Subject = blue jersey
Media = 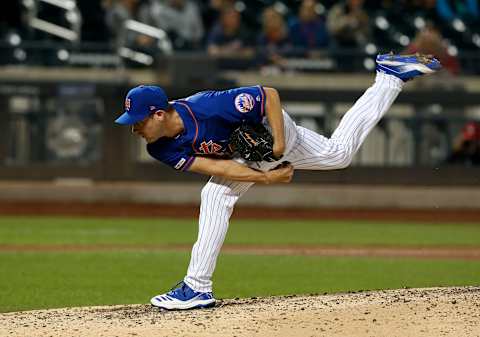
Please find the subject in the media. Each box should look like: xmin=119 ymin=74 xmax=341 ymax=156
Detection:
xmin=146 ymin=85 xmax=266 ymax=171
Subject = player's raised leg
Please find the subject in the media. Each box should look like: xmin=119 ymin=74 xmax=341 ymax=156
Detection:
xmin=287 ymin=53 xmax=441 ymax=170
xmin=150 ymin=177 xmax=254 ymax=310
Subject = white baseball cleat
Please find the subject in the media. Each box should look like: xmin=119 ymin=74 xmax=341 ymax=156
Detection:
xmin=150 ymin=281 xmax=216 ymax=310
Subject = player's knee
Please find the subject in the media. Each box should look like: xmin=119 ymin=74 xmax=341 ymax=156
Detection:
xmin=336 ymin=152 xmax=354 ymax=169
xmin=325 ymin=140 xmax=355 ymax=169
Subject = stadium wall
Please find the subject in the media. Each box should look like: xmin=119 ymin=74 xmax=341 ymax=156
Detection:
xmin=1 ymin=181 xmax=480 ymax=210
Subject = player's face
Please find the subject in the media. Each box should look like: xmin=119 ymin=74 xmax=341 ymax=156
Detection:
xmin=131 ymin=112 xmax=164 ymax=143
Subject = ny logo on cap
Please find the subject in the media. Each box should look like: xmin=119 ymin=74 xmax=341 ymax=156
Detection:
xmin=125 ymin=98 xmax=131 ymax=111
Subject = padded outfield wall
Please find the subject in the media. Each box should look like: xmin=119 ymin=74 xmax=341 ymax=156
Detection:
xmin=1 ymin=68 xmax=480 ymax=212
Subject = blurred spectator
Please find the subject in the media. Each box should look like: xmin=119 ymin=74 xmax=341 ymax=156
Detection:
xmin=327 ymin=0 xmax=371 ymax=48
xmin=446 ymin=121 xmax=480 ymax=166
xmin=288 ymin=0 xmax=330 ymax=53
xmin=436 ymin=0 xmax=479 ymax=23
xmin=207 ymin=6 xmax=253 ymax=57
xmin=105 ymin=0 xmax=169 ymax=64
xmin=139 ymin=0 xmax=204 ymax=50
xmin=256 ymin=6 xmax=295 ymax=67
xmin=404 ymin=25 xmax=461 ymax=75
xmin=104 ymin=0 xmax=141 ymax=47
xmin=202 ymin=0 xmax=236 ymax=31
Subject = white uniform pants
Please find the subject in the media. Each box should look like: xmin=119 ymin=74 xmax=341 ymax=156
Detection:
xmin=184 ymin=72 xmax=403 ymax=292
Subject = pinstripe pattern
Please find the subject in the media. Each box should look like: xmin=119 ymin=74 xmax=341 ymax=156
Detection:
xmin=184 ymin=72 xmax=403 ymax=292
xmin=184 ymin=177 xmax=253 ymax=292
xmin=288 ymin=72 xmax=402 ymax=170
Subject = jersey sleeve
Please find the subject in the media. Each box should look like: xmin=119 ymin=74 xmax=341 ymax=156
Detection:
xmin=217 ymin=85 xmax=266 ymax=124
xmin=146 ymin=142 xmax=195 ymax=171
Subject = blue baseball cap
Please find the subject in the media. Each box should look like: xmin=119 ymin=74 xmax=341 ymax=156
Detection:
xmin=115 ymin=85 xmax=169 ymax=125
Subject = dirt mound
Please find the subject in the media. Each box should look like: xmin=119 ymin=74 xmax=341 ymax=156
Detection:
xmin=1 ymin=287 xmax=479 ymax=337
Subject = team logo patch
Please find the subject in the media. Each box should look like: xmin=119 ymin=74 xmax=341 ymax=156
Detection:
xmin=125 ymin=98 xmax=131 ymax=111
xmin=149 ymin=105 xmax=157 ymax=111
xmin=199 ymin=140 xmax=224 ymax=155
xmin=234 ymin=93 xmax=255 ymax=113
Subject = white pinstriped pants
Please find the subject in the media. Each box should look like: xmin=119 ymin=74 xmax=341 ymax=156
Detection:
xmin=184 ymin=72 xmax=404 ymax=292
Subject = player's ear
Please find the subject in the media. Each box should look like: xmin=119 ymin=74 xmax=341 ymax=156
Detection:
xmin=152 ymin=110 xmax=165 ymax=120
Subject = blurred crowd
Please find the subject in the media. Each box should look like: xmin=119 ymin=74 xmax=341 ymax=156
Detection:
xmin=1 ymin=0 xmax=480 ymax=73
xmin=447 ymin=121 xmax=480 ymax=166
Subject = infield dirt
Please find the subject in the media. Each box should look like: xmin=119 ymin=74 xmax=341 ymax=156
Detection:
xmin=1 ymin=287 xmax=479 ymax=337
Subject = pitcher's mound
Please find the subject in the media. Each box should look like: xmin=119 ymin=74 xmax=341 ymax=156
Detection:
xmin=1 ymin=287 xmax=479 ymax=337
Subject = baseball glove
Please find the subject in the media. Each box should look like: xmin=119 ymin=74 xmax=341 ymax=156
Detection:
xmin=229 ymin=123 xmax=278 ymax=162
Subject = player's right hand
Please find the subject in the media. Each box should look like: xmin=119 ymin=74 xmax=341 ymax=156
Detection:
xmin=265 ymin=162 xmax=294 ymax=184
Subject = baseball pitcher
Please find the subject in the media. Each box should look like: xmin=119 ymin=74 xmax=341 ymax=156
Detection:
xmin=115 ymin=53 xmax=441 ymax=310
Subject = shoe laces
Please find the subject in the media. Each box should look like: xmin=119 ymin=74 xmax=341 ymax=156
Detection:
xmin=167 ymin=281 xmax=189 ymax=297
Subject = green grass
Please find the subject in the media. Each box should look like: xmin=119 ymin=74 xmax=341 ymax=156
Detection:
xmin=1 ymin=251 xmax=479 ymax=313
xmin=1 ymin=216 xmax=480 ymax=246
xmin=1 ymin=216 xmax=479 ymax=312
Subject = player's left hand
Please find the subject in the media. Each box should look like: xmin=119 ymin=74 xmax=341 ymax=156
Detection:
xmin=229 ymin=124 xmax=278 ymax=162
